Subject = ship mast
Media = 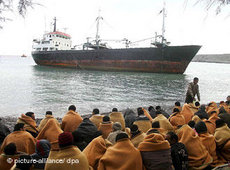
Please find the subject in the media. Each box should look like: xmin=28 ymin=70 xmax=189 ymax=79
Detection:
xmin=53 ymin=17 xmax=57 ymax=32
xmin=161 ymin=2 xmax=166 ymax=44
xmin=95 ymin=10 xmax=103 ymax=47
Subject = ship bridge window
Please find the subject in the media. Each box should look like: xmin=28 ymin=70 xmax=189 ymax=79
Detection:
xmin=36 ymin=48 xmax=41 ymax=51
xmin=43 ymin=48 xmax=48 ymax=51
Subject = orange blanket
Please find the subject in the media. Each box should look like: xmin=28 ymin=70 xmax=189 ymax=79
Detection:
xmin=199 ymin=133 xmax=223 ymax=167
xmin=208 ymin=112 xmax=219 ymax=126
xmin=97 ymin=138 xmax=144 ymax=170
xmin=36 ymin=119 xmax=63 ymax=150
xmin=98 ymin=123 xmax=113 ymax=139
xmin=143 ymin=108 xmax=153 ymax=121
xmin=109 ymin=112 xmax=125 ymax=130
xmin=38 ymin=115 xmax=60 ymax=131
xmin=0 ymin=153 xmax=22 ymax=170
xmin=206 ymin=102 xmax=218 ymax=116
xmin=152 ymin=114 xmax=174 ymax=133
xmin=89 ymin=115 xmax=103 ymax=129
xmin=176 ymin=125 xmax=213 ymax=169
xmin=180 ymin=104 xmax=194 ymax=124
xmin=189 ymin=103 xmax=199 ymax=114
xmin=133 ymin=120 xmax=152 ymax=133
xmin=45 ymin=146 xmax=90 ymax=170
xmin=83 ymin=136 xmax=111 ymax=170
xmin=17 ymin=114 xmax=38 ymax=134
xmin=169 ymin=112 xmax=185 ymax=127
xmin=138 ymin=133 xmax=170 ymax=152
xmin=204 ymin=120 xmax=216 ymax=135
xmin=0 ymin=131 xmax=36 ymax=154
xmin=61 ymin=110 xmax=83 ymax=132
xmin=131 ymin=132 xmax=146 ymax=148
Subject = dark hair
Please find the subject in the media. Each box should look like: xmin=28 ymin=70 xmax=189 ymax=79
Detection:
xmin=208 ymin=102 xmax=213 ymax=106
xmin=173 ymin=108 xmax=180 ymax=113
xmin=152 ymin=121 xmax=160 ymax=128
xmin=112 ymin=108 xmax=118 ymax=112
xmin=175 ymin=101 xmax=181 ymax=107
xmin=46 ymin=111 xmax=52 ymax=115
xmin=14 ymin=123 xmax=24 ymax=131
xmin=195 ymin=101 xmax=200 ymax=107
xmin=194 ymin=77 xmax=199 ymax=81
xmin=103 ymin=116 xmax=110 ymax=122
xmin=137 ymin=107 xmax=144 ymax=116
xmin=188 ymin=120 xmax=195 ymax=128
xmin=195 ymin=121 xmax=207 ymax=134
xmin=115 ymin=133 xmax=128 ymax=142
xmin=216 ymin=119 xmax=225 ymax=128
xmin=167 ymin=131 xmax=178 ymax=143
xmin=16 ymin=155 xmax=33 ymax=170
xmin=147 ymin=129 xmax=159 ymax=135
xmin=25 ymin=112 xmax=34 ymax=118
xmin=219 ymin=107 xmax=227 ymax=114
xmin=4 ymin=143 xmax=17 ymax=155
xmin=155 ymin=106 xmax=161 ymax=110
xmin=130 ymin=124 xmax=138 ymax=132
xmin=210 ymin=111 xmax=217 ymax=115
xmin=68 ymin=105 xmax=76 ymax=111
xmin=93 ymin=108 xmax=99 ymax=115
xmin=148 ymin=106 xmax=154 ymax=112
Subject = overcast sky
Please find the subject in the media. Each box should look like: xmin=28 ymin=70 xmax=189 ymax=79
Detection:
xmin=0 ymin=0 xmax=230 ymax=55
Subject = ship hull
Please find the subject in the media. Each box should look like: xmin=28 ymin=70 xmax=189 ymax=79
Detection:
xmin=31 ymin=45 xmax=201 ymax=74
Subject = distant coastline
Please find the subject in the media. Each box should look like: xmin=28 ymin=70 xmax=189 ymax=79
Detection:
xmin=193 ymin=54 xmax=230 ymax=64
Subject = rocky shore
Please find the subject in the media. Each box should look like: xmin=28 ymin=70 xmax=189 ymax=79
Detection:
xmin=193 ymin=54 xmax=230 ymax=63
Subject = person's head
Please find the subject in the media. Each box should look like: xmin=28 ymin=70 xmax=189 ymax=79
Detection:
xmin=58 ymin=132 xmax=73 ymax=148
xmin=173 ymin=108 xmax=180 ymax=113
xmin=175 ymin=101 xmax=181 ymax=107
xmin=199 ymin=104 xmax=206 ymax=111
xmin=152 ymin=121 xmax=160 ymax=128
xmin=112 ymin=122 xmax=122 ymax=131
xmin=188 ymin=120 xmax=195 ymax=128
xmin=16 ymin=155 xmax=33 ymax=170
xmin=215 ymin=119 xmax=226 ymax=128
xmin=219 ymin=106 xmax=227 ymax=114
xmin=4 ymin=143 xmax=17 ymax=155
xmin=193 ymin=77 xmax=199 ymax=84
xmin=46 ymin=111 xmax=52 ymax=115
xmin=115 ymin=133 xmax=128 ymax=142
xmin=112 ymin=108 xmax=118 ymax=112
xmin=137 ymin=107 xmax=144 ymax=116
xmin=25 ymin=112 xmax=35 ymax=120
xmin=227 ymin=95 xmax=230 ymax=102
xmin=195 ymin=121 xmax=207 ymax=134
xmin=103 ymin=116 xmax=110 ymax=122
xmin=195 ymin=101 xmax=200 ymax=107
xmin=155 ymin=106 xmax=161 ymax=111
xmin=68 ymin=105 xmax=76 ymax=111
xmin=155 ymin=110 xmax=162 ymax=115
xmin=148 ymin=106 xmax=155 ymax=112
xmin=166 ymin=131 xmax=178 ymax=145
xmin=14 ymin=123 xmax=25 ymax=131
xmin=92 ymin=108 xmax=99 ymax=115
xmin=210 ymin=111 xmax=217 ymax=115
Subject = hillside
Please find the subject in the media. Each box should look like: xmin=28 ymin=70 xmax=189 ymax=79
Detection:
xmin=193 ymin=54 xmax=230 ymax=63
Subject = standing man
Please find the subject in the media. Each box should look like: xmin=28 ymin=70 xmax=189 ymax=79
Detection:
xmin=185 ymin=77 xmax=200 ymax=103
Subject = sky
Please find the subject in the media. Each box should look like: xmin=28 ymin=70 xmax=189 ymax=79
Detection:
xmin=0 ymin=0 xmax=230 ymax=55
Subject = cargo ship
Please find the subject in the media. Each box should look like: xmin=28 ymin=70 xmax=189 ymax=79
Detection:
xmin=32 ymin=8 xmax=201 ymax=74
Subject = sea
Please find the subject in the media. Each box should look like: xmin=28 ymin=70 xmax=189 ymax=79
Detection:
xmin=0 ymin=55 xmax=229 ymax=118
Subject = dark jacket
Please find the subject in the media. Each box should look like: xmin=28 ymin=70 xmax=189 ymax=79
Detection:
xmin=124 ymin=108 xmax=136 ymax=128
xmin=186 ymin=82 xmax=200 ymax=101
xmin=31 ymin=139 xmax=51 ymax=169
xmin=0 ymin=120 xmax=10 ymax=144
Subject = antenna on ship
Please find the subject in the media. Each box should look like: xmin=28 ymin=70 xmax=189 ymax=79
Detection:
xmin=53 ymin=17 xmax=57 ymax=32
xmin=95 ymin=9 xmax=103 ymax=48
xmin=161 ymin=2 xmax=166 ymax=44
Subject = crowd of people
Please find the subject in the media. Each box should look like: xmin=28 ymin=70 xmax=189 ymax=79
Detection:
xmin=0 ymin=94 xmax=230 ymax=170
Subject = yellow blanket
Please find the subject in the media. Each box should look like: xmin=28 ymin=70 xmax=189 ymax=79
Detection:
xmin=17 ymin=114 xmax=38 ymax=134
xmin=131 ymin=132 xmax=146 ymax=148
xmin=206 ymin=102 xmax=218 ymax=116
xmin=45 ymin=145 xmax=91 ymax=170
xmin=61 ymin=110 xmax=83 ymax=132
xmin=176 ymin=125 xmax=213 ymax=169
xmin=214 ymin=124 xmax=230 ymax=146
xmin=89 ymin=115 xmax=103 ymax=129
xmin=97 ymin=138 xmax=144 ymax=170
xmin=138 ymin=133 xmax=170 ymax=152
xmin=36 ymin=119 xmax=63 ymax=150
xmin=98 ymin=123 xmax=113 ymax=139
xmin=169 ymin=112 xmax=185 ymax=127
xmin=109 ymin=112 xmax=125 ymax=130
xmin=83 ymin=136 xmax=111 ymax=170
xmin=0 ymin=153 xmax=22 ymax=170
xmin=133 ymin=120 xmax=152 ymax=133
xmin=38 ymin=115 xmax=60 ymax=131
xmin=152 ymin=114 xmax=174 ymax=133
xmin=0 ymin=131 xmax=36 ymax=154
xmin=180 ymin=104 xmax=194 ymax=124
